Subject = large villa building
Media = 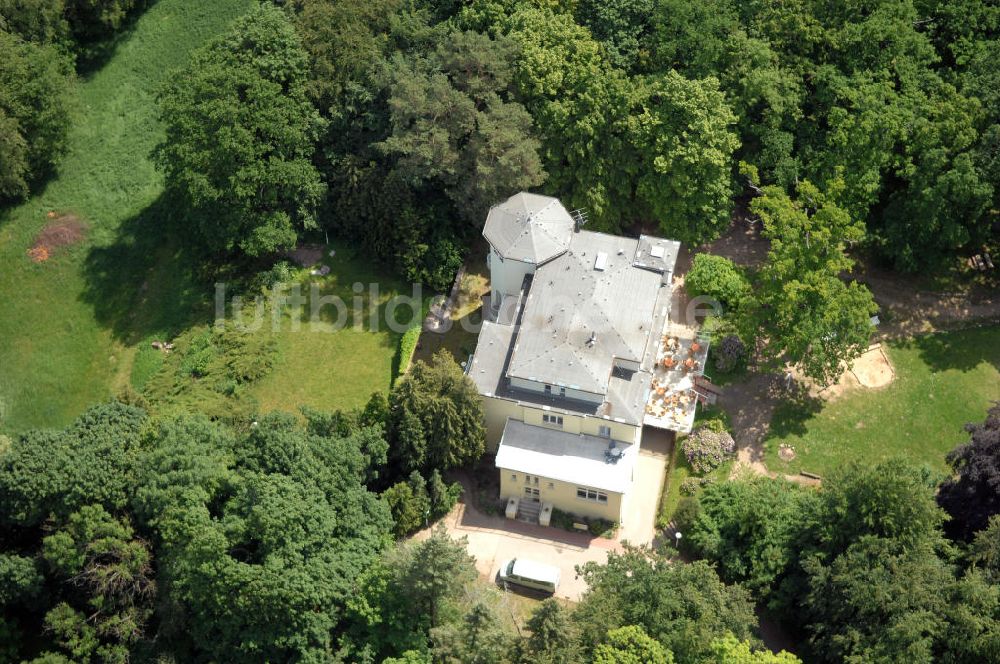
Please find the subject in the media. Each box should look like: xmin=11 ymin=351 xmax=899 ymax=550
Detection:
xmin=467 ymin=192 xmax=709 ymax=527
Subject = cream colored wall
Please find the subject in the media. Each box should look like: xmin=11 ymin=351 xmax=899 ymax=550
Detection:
xmin=483 ymin=397 xmax=522 ymax=451
xmin=500 ymin=470 xmax=623 ymax=522
xmin=482 ymin=396 xmax=641 ymax=450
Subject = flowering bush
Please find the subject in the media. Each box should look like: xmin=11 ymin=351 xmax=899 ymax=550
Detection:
xmin=682 ymin=425 xmax=736 ymax=474
xmin=713 ymin=334 xmax=746 ymax=373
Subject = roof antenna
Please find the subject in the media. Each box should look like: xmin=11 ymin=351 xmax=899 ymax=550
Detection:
xmin=571 ymin=209 xmax=588 ymax=232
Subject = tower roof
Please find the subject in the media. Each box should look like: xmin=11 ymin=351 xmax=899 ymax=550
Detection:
xmin=483 ymin=192 xmax=575 ymax=264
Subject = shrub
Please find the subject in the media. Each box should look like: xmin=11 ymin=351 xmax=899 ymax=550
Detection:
xmin=685 ymin=254 xmax=750 ymax=312
xmin=247 ymin=260 xmax=295 ymax=293
xmin=713 ymin=334 xmax=746 ymax=373
xmin=697 ymin=417 xmax=728 ymax=434
xmin=549 ymin=509 xmax=617 ymax=537
xmin=394 ymin=324 xmax=422 ymax=382
xmin=673 ymin=496 xmax=702 ymax=535
xmin=682 ymin=426 xmax=736 ymax=474
xmin=680 ymin=476 xmax=716 ymax=496
xmin=588 ymin=518 xmax=618 ymax=538
xmin=427 ymin=469 xmax=462 ymax=519
xmin=383 ymin=471 xmax=432 ymax=537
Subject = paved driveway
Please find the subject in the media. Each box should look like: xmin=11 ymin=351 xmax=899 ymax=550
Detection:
xmin=416 ymin=429 xmax=672 ymax=601
xmin=619 ymin=427 xmax=672 ymax=545
xmin=416 ymin=497 xmax=622 ymax=601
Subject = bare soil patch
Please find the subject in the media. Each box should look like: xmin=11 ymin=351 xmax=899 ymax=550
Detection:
xmin=807 ymin=343 xmax=895 ymax=401
xmin=286 ymin=244 xmax=324 ymax=267
xmin=28 ymin=213 xmax=88 ymax=262
xmin=851 ymin=344 xmax=894 ymax=388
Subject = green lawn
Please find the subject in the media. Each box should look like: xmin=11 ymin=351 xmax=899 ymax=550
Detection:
xmin=0 ymin=0 xmax=408 ymax=434
xmin=251 ymin=242 xmax=416 ymax=416
xmin=764 ymin=326 xmax=1000 ymax=477
xmin=0 ymin=0 xmax=255 ymax=434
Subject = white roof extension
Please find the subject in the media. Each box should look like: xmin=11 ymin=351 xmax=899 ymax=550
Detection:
xmin=494 ymin=419 xmax=636 ymax=494
xmin=483 ymin=192 xmax=575 ymax=264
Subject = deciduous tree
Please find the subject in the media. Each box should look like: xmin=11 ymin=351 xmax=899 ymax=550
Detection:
xmin=938 ymin=404 xmax=1000 ymax=541
xmin=154 ymin=4 xmax=324 ymax=257
xmin=0 ymin=28 xmax=73 ymax=201
xmin=593 ymin=625 xmax=673 ymax=664
xmin=744 ymin=180 xmax=876 ymax=385
xmin=575 ymin=547 xmax=757 ymax=662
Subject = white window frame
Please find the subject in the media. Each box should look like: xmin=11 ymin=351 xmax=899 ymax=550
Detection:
xmin=542 ymin=413 xmax=564 ymax=427
xmin=576 ymin=487 xmax=608 ymax=504
xmin=598 ymin=424 xmax=612 ymax=437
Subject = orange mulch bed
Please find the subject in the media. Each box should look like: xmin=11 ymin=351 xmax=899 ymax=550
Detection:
xmin=27 ymin=213 xmax=88 ymax=263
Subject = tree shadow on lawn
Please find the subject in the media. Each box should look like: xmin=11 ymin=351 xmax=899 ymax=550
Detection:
xmin=896 ymin=326 xmax=1000 ymax=374
xmin=74 ymin=0 xmax=160 ymax=78
xmin=80 ymin=193 xmax=211 ymax=345
xmin=764 ymin=381 xmax=825 ymax=440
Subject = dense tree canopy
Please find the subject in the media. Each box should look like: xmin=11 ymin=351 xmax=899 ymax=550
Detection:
xmin=140 ymin=412 xmax=391 ymax=661
xmin=0 ymin=28 xmax=73 ymax=202
xmin=155 ymin=4 xmax=325 ymax=258
xmin=575 ymin=547 xmax=758 ymax=662
xmin=681 ymin=459 xmax=1000 ymax=663
xmin=0 ymin=401 xmax=146 ymax=527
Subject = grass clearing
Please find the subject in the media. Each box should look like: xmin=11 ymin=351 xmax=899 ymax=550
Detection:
xmin=250 ymin=242 xmax=418 ymax=416
xmin=0 ymin=1 xmax=409 ymax=433
xmin=764 ymin=326 xmax=1000 ymax=477
xmin=0 ymin=0 xmax=255 ymax=434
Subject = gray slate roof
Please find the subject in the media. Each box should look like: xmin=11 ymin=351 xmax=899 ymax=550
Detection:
xmin=506 ymin=231 xmax=665 ymax=396
xmin=483 ymin=192 xmax=575 ymax=264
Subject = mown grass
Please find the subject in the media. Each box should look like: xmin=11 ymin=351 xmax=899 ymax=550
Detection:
xmin=250 ymin=242 xmax=420 ymax=416
xmin=0 ymin=0 xmax=256 ymax=434
xmin=764 ymin=326 xmax=1000 ymax=477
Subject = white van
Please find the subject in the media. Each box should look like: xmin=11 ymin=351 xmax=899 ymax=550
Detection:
xmin=498 ymin=558 xmax=561 ymax=594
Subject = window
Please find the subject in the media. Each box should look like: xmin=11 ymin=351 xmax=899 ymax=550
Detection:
xmin=533 ymin=476 xmax=539 ymax=486
xmin=559 ymin=386 xmax=566 ymax=397
xmin=511 ymin=474 xmax=517 ymax=481
xmin=544 ymin=384 xmax=552 ymax=395
xmin=542 ymin=413 xmax=563 ymax=427
xmin=576 ymin=488 xmax=608 ymax=504
xmin=548 ymin=482 xmax=555 ymax=490
xmin=598 ymin=425 xmax=612 ymax=437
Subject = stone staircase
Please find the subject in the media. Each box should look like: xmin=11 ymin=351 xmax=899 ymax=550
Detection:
xmin=517 ymin=500 xmax=541 ymax=523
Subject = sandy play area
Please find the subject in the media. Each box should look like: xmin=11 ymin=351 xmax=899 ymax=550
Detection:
xmin=815 ymin=343 xmax=895 ymax=399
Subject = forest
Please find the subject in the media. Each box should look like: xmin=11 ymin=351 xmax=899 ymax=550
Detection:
xmin=5 ymin=0 xmax=998 ymax=287
xmin=2 ymin=0 xmax=1000 ymax=662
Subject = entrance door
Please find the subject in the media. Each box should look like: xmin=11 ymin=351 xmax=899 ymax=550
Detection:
xmin=524 ymin=487 xmax=540 ymax=502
